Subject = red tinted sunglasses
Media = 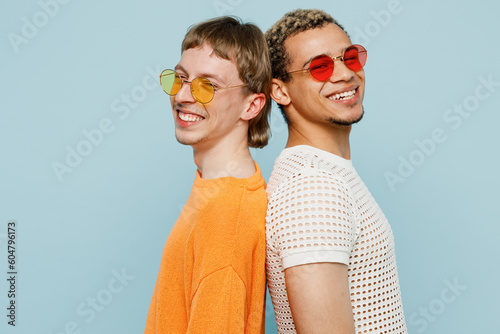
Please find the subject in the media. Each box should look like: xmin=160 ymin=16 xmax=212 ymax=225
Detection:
xmin=287 ymin=44 xmax=367 ymax=81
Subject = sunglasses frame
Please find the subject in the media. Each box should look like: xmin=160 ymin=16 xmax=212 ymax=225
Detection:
xmin=286 ymin=44 xmax=367 ymax=81
xmin=160 ymin=69 xmax=248 ymax=104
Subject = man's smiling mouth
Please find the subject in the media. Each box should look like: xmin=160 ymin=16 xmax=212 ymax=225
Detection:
xmin=328 ymin=88 xmax=356 ymax=101
xmin=178 ymin=110 xmax=204 ymax=122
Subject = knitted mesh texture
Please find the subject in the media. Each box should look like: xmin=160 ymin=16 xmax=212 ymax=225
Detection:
xmin=266 ymin=146 xmax=407 ymax=334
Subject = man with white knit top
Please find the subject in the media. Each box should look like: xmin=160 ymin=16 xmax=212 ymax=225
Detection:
xmin=265 ymin=9 xmax=407 ymax=333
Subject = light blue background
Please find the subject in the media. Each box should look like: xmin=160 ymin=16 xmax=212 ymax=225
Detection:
xmin=1 ymin=0 xmax=498 ymax=333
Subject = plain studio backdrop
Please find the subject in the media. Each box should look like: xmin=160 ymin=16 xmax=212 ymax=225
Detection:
xmin=1 ymin=0 xmax=498 ymax=333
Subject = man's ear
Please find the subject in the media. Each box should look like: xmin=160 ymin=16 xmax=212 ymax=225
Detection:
xmin=240 ymin=92 xmax=266 ymax=121
xmin=270 ymin=78 xmax=291 ymax=106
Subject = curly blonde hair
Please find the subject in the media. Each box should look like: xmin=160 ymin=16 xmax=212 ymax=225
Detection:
xmin=265 ymin=9 xmax=347 ymax=83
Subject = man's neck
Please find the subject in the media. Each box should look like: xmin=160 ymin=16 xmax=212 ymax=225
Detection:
xmin=286 ymin=122 xmax=352 ymax=160
xmin=192 ymin=139 xmax=256 ymax=179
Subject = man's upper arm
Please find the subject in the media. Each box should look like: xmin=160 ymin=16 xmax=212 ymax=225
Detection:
xmin=285 ymin=262 xmax=355 ymax=334
xmin=187 ymin=266 xmax=247 ymax=333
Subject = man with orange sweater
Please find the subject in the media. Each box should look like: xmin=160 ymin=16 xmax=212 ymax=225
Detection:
xmin=144 ymin=16 xmax=271 ymax=333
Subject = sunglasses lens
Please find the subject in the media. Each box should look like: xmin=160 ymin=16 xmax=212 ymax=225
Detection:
xmin=344 ymin=45 xmax=367 ymax=72
xmin=310 ymin=55 xmax=334 ymax=81
xmin=160 ymin=69 xmax=182 ymax=95
xmin=191 ymin=78 xmax=215 ymax=104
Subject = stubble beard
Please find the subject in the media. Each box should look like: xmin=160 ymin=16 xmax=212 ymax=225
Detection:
xmin=327 ymin=106 xmax=364 ymax=126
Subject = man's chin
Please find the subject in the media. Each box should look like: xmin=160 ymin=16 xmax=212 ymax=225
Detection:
xmin=327 ymin=108 xmax=364 ymax=127
xmin=175 ymin=133 xmax=203 ymax=146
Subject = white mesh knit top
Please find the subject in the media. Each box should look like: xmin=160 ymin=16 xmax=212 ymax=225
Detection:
xmin=266 ymin=145 xmax=407 ymax=334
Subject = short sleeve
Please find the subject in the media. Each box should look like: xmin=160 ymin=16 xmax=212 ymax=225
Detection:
xmin=266 ymin=169 xmax=359 ymax=269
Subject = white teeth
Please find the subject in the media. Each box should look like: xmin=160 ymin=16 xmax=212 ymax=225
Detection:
xmin=329 ymin=89 xmax=356 ymax=101
xmin=178 ymin=111 xmax=203 ymax=122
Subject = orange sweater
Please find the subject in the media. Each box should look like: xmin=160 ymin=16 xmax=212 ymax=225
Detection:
xmin=145 ymin=163 xmax=267 ymax=334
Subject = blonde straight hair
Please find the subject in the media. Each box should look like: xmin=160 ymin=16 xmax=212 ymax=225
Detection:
xmin=182 ymin=16 xmax=272 ymax=148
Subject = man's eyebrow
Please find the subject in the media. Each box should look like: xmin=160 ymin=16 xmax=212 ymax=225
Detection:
xmin=174 ymin=64 xmax=187 ymax=74
xmin=197 ymin=72 xmax=227 ymax=85
xmin=173 ymin=64 xmax=227 ymax=85
xmin=301 ymin=45 xmax=350 ymax=68
xmin=302 ymin=56 xmax=318 ymax=69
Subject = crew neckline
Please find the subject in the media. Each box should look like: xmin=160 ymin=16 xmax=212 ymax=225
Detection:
xmin=281 ymin=145 xmax=354 ymax=167
xmin=193 ymin=161 xmax=264 ymax=189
